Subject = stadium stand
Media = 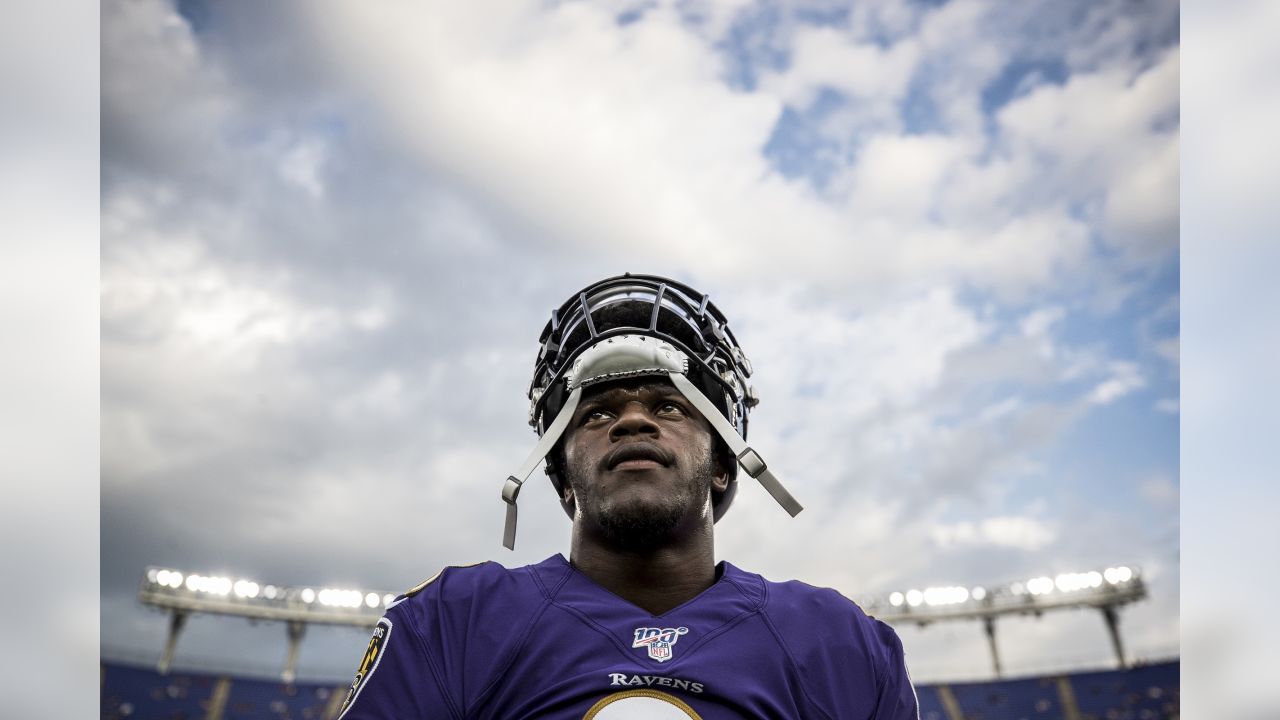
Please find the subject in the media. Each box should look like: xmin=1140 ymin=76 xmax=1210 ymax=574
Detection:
xmin=221 ymin=675 xmax=344 ymax=720
xmin=940 ymin=673 xmax=1063 ymax=720
xmin=101 ymin=663 xmax=345 ymax=720
xmin=1069 ymin=661 xmax=1180 ymax=720
xmin=101 ymin=662 xmax=222 ymax=719
xmin=100 ymin=659 xmax=1178 ymax=719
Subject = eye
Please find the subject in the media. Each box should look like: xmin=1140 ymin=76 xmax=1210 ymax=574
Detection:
xmin=581 ymin=408 xmax=614 ymax=424
xmin=656 ymin=401 xmax=685 ymax=416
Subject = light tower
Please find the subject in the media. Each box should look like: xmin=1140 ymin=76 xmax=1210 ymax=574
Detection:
xmin=138 ymin=567 xmax=395 ymax=682
xmin=864 ymin=566 xmax=1147 ymax=677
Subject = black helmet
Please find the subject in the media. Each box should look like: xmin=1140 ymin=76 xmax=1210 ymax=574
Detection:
xmin=499 ymin=273 xmax=802 ymax=549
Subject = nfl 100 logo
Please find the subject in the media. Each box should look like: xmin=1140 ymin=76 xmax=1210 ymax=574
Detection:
xmin=632 ymin=626 xmax=689 ymax=662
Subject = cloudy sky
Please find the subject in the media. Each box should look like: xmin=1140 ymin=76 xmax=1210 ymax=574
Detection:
xmin=101 ymin=0 xmax=1179 ymax=682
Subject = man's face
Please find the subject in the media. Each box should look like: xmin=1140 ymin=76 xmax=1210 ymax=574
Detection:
xmin=560 ymin=377 xmax=728 ymax=549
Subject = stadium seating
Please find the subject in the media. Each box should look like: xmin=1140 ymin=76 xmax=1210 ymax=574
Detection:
xmin=946 ymin=673 xmax=1062 ymax=720
xmin=915 ymin=683 xmax=951 ymax=720
xmin=101 ymin=663 xmax=344 ymax=720
xmin=1068 ymin=661 xmax=1179 ymax=720
xmin=221 ymin=675 xmax=343 ymax=720
xmin=100 ymin=659 xmax=1179 ymax=719
xmin=101 ymin=663 xmax=220 ymax=720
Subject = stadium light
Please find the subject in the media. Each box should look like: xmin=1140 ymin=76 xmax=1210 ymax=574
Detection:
xmin=233 ymin=580 xmax=259 ymax=599
xmin=139 ymin=565 xmax=398 ymax=625
xmin=861 ymin=564 xmax=1149 ymax=679
xmin=871 ymin=564 xmax=1146 ymax=624
xmin=923 ymin=586 xmax=969 ymax=606
xmin=318 ymin=588 xmax=365 ymax=608
xmin=1104 ymin=566 xmax=1133 ymax=584
xmin=1053 ymin=571 xmax=1106 ymax=593
xmin=138 ymin=565 xmax=404 ymax=682
xmin=1027 ymin=576 xmax=1054 ymax=595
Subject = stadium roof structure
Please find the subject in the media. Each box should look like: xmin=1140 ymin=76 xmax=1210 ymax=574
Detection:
xmin=138 ymin=567 xmax=395 ymax=682
xmin=857 ymin=566 xmax=1148 ymax=678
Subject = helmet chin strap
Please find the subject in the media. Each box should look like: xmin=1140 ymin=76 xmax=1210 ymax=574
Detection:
xmin=666 ymin=371 xmax=803 ymax=518
xmin=502 ymin=386 xmax=581 ymax=551
xmin=501 ymin=336 xmax=802 ymax=549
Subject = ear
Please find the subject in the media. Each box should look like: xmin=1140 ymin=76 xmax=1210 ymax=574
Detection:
xmin=710 ymin=455 xmax=731 ymax=494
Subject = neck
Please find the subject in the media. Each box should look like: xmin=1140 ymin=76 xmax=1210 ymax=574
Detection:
xmin=569 ymin=521 xmax=718 ymax=616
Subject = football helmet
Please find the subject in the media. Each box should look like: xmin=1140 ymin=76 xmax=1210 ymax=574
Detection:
xmin=500 ymin=273 xmax=802 ymax=549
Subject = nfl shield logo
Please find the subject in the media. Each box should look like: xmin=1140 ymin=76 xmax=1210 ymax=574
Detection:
xmin=632 ymin=626 xmax=689 ymax=662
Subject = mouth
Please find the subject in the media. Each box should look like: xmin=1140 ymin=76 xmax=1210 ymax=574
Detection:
xmin=605 ymin=443 xmax=673 ymax=471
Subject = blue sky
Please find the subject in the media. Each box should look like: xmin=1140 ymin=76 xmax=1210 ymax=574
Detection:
xmin=100 ymin=0 xmax=1179 ymax=682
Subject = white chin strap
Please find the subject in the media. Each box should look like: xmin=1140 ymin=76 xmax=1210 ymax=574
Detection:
xmin=502 ymin=335 xmax=802 ymax=550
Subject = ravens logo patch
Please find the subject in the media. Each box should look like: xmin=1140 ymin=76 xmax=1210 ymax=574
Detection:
xmin=338 ymin=617 xmax=392 ymax=719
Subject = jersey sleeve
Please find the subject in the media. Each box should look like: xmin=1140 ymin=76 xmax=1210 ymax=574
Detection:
xmin=871 ymin=620 xmax=920 ymax=720
xmin=336 ymin=602 xmax=458 ymax=720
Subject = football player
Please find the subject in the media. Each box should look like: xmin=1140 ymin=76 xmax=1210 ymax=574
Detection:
xmin=339 ymin=274 xmax=919 ymax=719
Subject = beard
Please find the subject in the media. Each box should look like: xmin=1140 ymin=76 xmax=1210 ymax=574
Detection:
xmin=566 ymin=448 xmax=719 ymax=551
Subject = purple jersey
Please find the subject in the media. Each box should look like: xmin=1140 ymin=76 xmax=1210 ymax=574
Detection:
xmin=339 ymin=555 xmax=919 ymax=719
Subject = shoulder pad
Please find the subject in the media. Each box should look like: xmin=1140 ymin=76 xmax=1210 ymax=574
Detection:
xmin=402 ymin=561 xmax=489 ymax=599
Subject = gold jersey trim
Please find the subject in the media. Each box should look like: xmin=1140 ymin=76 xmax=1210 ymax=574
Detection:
xmin=583 ymin=689 xmax=702 ymax=719
xmin=402 ymin=561 xmax=488 ymax=598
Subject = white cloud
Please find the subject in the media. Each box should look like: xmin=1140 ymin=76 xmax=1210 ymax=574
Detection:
xmin=998 ymin=49 xmax=1178 ymax=170
xmin=1155 ymin=336 xmax=1179 ymax=369
xmin=1140 ymin=474 xmax=1178 ymax=508
xmin=1104 ymin=132 xmax=1179 ymax=259
xmin=759 ymin=26 xmax=920 ymax=109
xmin=102 ymin=0 xmax=236 ymax=180
xmin=932 ymin=515 xmax=1056 ymax=551
xmin=292 ymin=0 xmax=1147 ymax=300
xmin=847 ymin=0 xmax=920 ymax=45
xmin=1019 ymin=306 xmax=1064 ymax=351
xmin=733 ymin=286 xmax=988 ymax=423
xmin=915 ymin=0 xmax=1009 ymax=134
xmin=102 ymin=200 xmax=344 ymax=363
xmin=997 ymin=47 xmax=1179 ymax=264
xmin=302 ymin=1 xmax=803 ymax=276
xmin=978 ymin=396 xmax=1022 ymax=423
xmin=279 ymin=137 xmax=329 ymax=199
xmin=1086 ymin=361 xmax=1145 ymax=405
xmin=953 ymin=209 xmax=1093 ymax=300
xmin=842 ymin=133 xmax=970 ymax=219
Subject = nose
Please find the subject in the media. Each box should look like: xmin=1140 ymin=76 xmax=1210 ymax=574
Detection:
xmin=609 ymin=401 xmax=659 ymax=441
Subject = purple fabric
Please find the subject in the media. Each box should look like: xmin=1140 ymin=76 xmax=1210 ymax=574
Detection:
xmin=340 ymin=554 xmax=919 ymax=719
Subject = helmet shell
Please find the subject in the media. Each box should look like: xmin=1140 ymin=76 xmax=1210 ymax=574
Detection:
xmin=528 ymin=274 xmax=758 ymax=521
